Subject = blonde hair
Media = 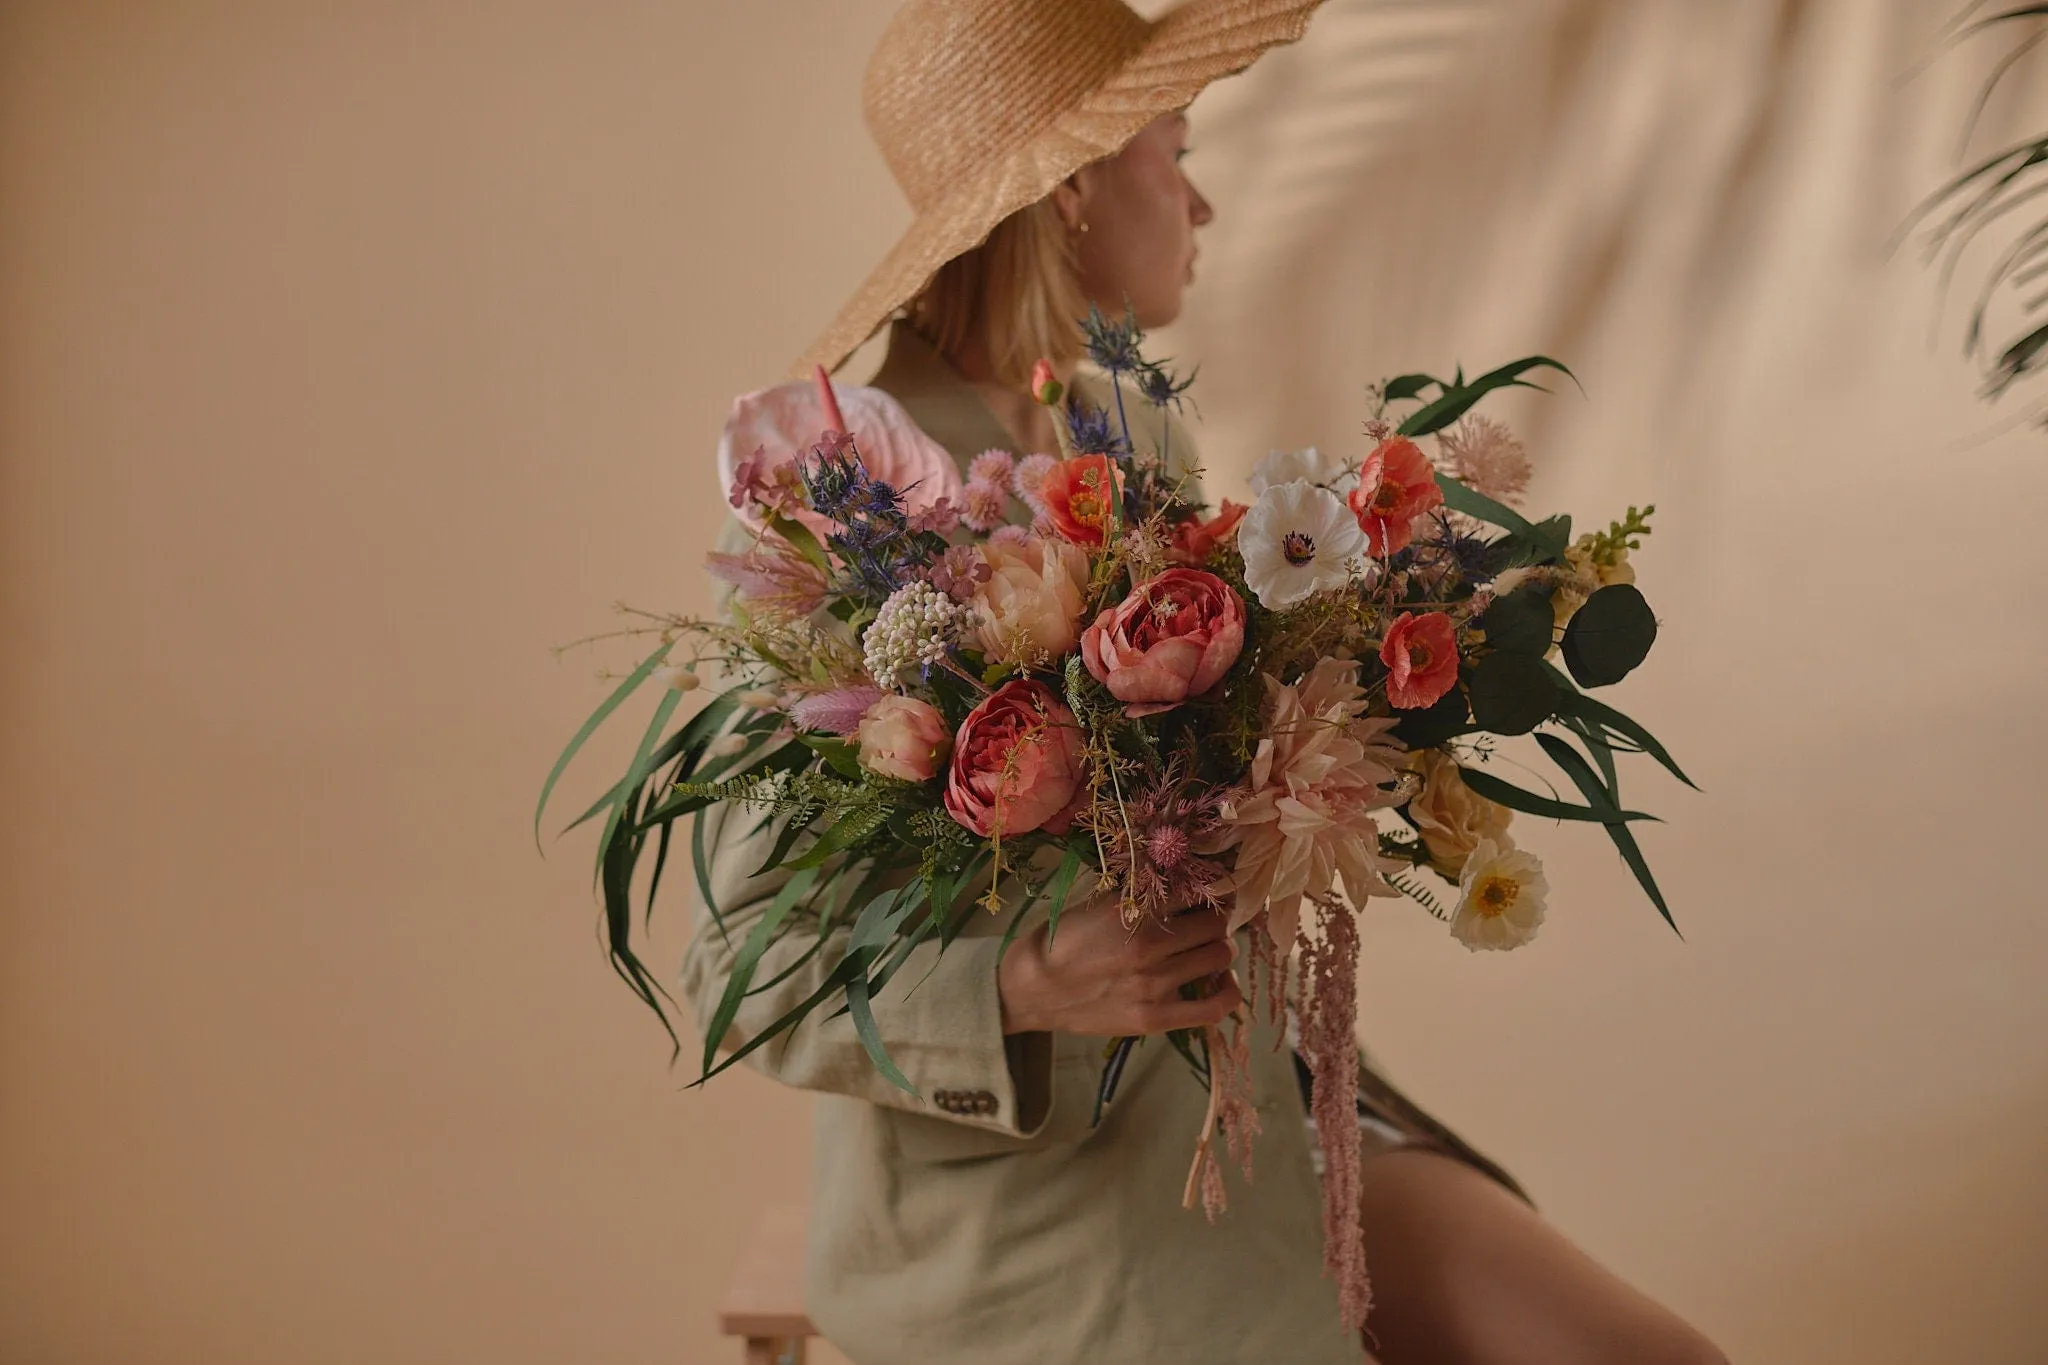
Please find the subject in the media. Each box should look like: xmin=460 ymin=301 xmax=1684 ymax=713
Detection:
xmin=906 ymin=197 xmax=1090 ymax=391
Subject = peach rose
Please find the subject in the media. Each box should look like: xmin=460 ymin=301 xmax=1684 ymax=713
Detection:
xmin=1347 ymin=436 xmax=1445 ymax=556
xmin=1081 ymin=568 xmax=1247 ymax=717
xmin=1380 ymin=610 xmax=1461 ymax=709
xmin=1035 ymin=454 xmax=1125 ymax=548
xmin=1407 ymin=748 xmax=1512 ymax=878
xmin=1165 ymin=500 xmax=1249 ymax=566
xmin=856 ymin=695 xmax=951 ymax=782
xmin=943 ymin=680 xmax=1088 ymax=838
xmin=968 ymin=534 xmax=1091 ymax=665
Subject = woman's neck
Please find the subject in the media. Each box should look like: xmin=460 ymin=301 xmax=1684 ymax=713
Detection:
xmin=949 ymin=331 xmax=1076 ymax=456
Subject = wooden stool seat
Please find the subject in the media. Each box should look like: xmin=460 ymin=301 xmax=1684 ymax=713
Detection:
xmin=719 ymin=1204 xmax=816 ymax=1364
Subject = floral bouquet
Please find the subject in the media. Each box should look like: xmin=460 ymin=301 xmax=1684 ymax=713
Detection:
xmin=538 ymin=310 xmax=1687 ymax=1328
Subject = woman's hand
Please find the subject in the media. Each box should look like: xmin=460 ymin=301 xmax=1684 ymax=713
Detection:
xmin=996 ymin=894 xmax=1242 ymax=1037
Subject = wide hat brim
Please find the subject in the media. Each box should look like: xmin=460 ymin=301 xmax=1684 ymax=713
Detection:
xmin=792 ymin=0 xmax=1323 ymax=379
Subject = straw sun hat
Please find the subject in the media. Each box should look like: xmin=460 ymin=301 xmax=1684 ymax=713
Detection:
xmin=793 ymin=0 xmax=1325 ymax=378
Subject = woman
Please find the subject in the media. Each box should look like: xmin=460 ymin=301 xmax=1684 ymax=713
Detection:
xmin=685 ymin=2 xmax=1727 ymax=1361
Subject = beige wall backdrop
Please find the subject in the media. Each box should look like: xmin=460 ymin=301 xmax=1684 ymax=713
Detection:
xmin=1 ymin=3 xmax=2043 ymax=1364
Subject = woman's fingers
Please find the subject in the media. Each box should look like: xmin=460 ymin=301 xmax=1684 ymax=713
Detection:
xmin=1155 ymin=938 xmax=1236 ymax=989
xmin=1141 ymin=975 xmax=1243 ymax=1032
xmin=1131 ymin=904 xmax=1230 ymax=958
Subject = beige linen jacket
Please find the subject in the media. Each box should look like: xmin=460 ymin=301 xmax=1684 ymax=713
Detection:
xmin=682 ymin=323 xmax=1519 ymax=1365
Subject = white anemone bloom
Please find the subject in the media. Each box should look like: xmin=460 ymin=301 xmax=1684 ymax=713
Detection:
xmin=1248 ymin=445 xmax=1345 ymax=496
xmin=1449 ymin=838 xmax=1549 ymax=952
xmin=1238 ymin=481 xmax=1367 ymax=609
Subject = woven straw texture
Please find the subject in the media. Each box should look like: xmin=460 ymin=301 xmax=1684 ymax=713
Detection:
xmin=792 ymin=0 xmax=1324 ymax=378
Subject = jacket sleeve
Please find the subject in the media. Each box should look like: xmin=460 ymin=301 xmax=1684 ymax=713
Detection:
xmin=677 ymin=519 xmax=1052 ymax=1136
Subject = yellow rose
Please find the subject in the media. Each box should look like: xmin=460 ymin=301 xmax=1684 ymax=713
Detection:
xmin=1408 ymin=749 xmax=1513 ymax=879
xmin=969 ymin=534 xmax=1090 ymax=665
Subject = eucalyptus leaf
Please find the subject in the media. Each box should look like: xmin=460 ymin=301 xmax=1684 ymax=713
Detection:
xmin=1478 ymin=585 xmax=1556 ymax=656
xmin=1391 ymin=683 xmax=1473 ymax=749
xmin=1562 ymin=584 xmax=1658 ymax=688
xmin=1466 ymin=651 xmax=1558 ymax=735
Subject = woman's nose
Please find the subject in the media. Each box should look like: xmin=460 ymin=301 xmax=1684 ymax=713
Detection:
xmin=1189 ymin=180 xmax=1214 ymax=227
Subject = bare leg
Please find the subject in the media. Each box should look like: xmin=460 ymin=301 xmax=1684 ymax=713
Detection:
xmin=1355 ymin=1149 xmax=1727 ymax=1365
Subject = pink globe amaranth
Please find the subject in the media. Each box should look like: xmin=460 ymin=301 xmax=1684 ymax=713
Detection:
xmin=1081 ymin=568 xmax=1247 ymax=718
xmin=943 ymin=680 xmax=1088 ymax=838
xmin=1379 ymin=611 xmax=1461 ymax=709
xmin=856 ymin=695 xmax=951 ymax=782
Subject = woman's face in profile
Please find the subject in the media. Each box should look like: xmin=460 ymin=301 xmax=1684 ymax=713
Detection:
xmin=1075 ymin=112 xmax=1214 ymax=329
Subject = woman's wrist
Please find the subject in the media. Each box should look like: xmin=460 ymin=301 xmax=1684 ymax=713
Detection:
xmin=996 ymin=930 xmax=1048 ymax=1036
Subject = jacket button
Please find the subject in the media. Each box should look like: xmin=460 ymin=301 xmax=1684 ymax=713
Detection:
xmin=972 ymin=1091 xmax=995 ymax=1115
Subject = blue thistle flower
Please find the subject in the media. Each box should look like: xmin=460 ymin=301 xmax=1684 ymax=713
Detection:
xmin=1081 ymin=304 xmax=1146 ymax=375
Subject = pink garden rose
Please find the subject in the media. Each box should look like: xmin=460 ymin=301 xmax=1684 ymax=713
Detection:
xmin=1347 ymin=436 xmax=1445 ymax=557
xmin=856 ymin=695 xmax=951 ymax=782
xmin=1379 ymin=611 xmax=1461 ymax=709
xmin=943 ymin=680 xmax=1087 ymax=838
xmin=1081 ymin=568 xmax=1247 ymax=717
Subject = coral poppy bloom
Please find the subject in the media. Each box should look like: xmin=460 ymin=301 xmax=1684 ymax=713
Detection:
xmin=1165 ymin=500 xmax=1249 ymax=566
xmin=1035 ymin=454 xmax=1125 ymax=548
xmin=1347 ymin=436 xmax=1445 ymax=556
xmin=1379 ymin=611 xmax=1460 ymax=709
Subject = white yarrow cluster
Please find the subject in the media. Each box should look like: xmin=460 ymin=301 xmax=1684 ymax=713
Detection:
xmin=863 ymin=581 xmax=964 ymax=689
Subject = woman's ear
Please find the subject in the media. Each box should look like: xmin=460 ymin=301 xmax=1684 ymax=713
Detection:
xmin=1050 ymin=171 xmax=1093 ymax=234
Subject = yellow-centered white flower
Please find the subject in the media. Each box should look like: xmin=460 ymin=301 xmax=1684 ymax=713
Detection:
xmin=1238 ymin=481 xmax=1368 ymax=609
xmin=1449 ymin=838 xmax=1549 ymax=952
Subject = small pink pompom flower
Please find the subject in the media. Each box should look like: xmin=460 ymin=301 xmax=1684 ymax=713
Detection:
xmin=969 ymin=449 xmax=1016 ymax=490
xmin=962 ymin=478 xmax=1010 ymax=533
xmin=1014 ymin=453 xmax=1060 ymax=517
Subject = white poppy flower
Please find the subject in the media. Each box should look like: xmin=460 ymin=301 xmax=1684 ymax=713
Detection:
xmin=1248 ymin=445 xmax=1345 ymax=496
xmin=1449 ymin=838 xmax=1549 ymax=952
xmin=1238 ymin=482 xmax=1368 ymax=609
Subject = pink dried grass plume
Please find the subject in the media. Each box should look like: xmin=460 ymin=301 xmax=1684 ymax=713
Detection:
xmin=789 ymin=686 xmax=885 ymax=736
xmin=1436 ymin=413 xmax=1530 ymax=507
xmin=1300 ymin=894 xmax=1371 ymax=1332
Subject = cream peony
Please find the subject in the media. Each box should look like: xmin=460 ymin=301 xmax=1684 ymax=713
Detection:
xmin=1209 ymin=658 xmax=1408 ymax=950
xmin=1449 ymin=838 xmax=1549 ymax=952
xmin=1407 ymin=749 xmax=1513 ymax=878
xmin=968 ymin=534 xmax=1091 ymax=665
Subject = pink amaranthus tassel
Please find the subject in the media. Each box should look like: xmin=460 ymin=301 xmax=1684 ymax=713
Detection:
xmin=1300 ymin=893 xmax=1371 ymax=1332
xmin=1182 ymin=1012 xmax=1262 ymax=1221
